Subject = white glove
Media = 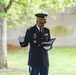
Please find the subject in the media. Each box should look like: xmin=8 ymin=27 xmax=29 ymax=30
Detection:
xmin=18 ymin=36 xmax=24 ymax=42
xmin=43 ymin=46 xmax=51 ymax=50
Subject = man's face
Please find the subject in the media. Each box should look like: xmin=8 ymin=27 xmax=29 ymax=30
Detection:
xmin=37 ymin=21 xmax=45 ymax=28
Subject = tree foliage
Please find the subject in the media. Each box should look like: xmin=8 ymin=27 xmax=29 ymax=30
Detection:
xmin=0 ymin=0 xmax=76 ymax=28
xmin=0 ymin=0 xmax=9 ymax=7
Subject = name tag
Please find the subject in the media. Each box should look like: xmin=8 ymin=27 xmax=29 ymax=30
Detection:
xmin=34 ymin=40 xmax=36 ymax=43
xmin=44 ymin=33 xmax=48 ymax=36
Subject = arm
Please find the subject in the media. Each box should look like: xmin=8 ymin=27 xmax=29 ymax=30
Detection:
xmin=19 ymin=29 xmax=30 ymax=47
xmin=43 ymin=30 xmax=52 ymax=51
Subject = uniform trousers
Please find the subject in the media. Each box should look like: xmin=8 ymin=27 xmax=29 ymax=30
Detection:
xmin=29 ymin=66 xmax=49 ymax=75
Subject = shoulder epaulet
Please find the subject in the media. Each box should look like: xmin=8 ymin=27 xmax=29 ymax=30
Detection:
xmin=44 ymin=27 xmax=49 ymax=30
xmin=27 ymin=27 xmax=31 ymax=30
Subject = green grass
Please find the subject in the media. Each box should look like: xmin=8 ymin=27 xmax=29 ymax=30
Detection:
xmin=0 ymin=47 xmax=76 ymax=75
xmin=49 ymin=47 xmax=76 ymax=75
xmin=7 ymin=49 xmax=29 ymax=69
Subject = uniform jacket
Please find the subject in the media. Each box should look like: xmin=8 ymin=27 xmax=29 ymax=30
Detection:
xmin=19 ymin=25 xmax=52 ymax=67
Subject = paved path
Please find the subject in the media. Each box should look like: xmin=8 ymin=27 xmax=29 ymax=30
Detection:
xmin=0 ymin=68 xmax=27 ymax=72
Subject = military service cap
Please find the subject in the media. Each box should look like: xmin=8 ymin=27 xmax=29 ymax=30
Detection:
xmin=35 ymin=13 xmax=48 ymax=24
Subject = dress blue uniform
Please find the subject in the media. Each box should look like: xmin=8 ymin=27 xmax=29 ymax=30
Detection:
xmin=19 ymin=13 xmax=53 ymax=75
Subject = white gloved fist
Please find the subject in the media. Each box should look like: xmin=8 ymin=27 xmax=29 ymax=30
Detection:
xmin=18 ymin=36 xmax=24 ymax=42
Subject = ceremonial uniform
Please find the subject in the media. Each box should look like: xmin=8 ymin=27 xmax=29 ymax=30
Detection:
xmin=20 ymin=25 xmax=52 ymax=66
xmin=19 ymin=13 xmax=54 ymax=75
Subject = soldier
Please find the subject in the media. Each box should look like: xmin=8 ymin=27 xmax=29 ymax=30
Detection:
xmin=18 ymin=13 xmax=55 ymax=75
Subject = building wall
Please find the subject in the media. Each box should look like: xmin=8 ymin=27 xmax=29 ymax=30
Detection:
xmin=7 ymin=7 xmax=76 ymax=47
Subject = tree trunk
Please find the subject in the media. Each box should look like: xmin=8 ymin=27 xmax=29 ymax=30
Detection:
xmin=0 ymin=6 xmax=7 ymax=69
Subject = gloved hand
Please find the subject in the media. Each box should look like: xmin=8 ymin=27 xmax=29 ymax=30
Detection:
xmin=43 ymin=46 xmax=51 ymax=51
xmin=18 ymin=36 xmax=24 ymax=42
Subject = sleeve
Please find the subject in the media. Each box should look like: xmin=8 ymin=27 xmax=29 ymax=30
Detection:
xmin=48 ymin=30 xmax=51 ymax=41
xmin=19 ymin=29 xmax=30 ymax=47
xmin=43 ymin=30 xmax=52 ymax=51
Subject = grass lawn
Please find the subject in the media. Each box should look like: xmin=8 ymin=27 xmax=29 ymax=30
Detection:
xmin=49 ymin=47 xmax=76 ymax=75
xmin=0 ymin=47 xmax=76 ymax=75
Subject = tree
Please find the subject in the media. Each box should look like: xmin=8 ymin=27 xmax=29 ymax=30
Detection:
xmin=4 ymin=0 xmax=76 ymax=28
xmin=0 ymin=0 xmax=13 ymax=69
xmin=0 ymin=0 xmax=76 ymax=69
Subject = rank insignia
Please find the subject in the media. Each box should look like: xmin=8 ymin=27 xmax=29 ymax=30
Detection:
xmin=33 ymin=33 xmax=37 ymax=39
xmin=27 ymin=27 xmax=31 ymax=30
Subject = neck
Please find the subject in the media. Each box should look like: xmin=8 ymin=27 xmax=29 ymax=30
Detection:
xmin=36 ymin=24 xmax=43 ymax=29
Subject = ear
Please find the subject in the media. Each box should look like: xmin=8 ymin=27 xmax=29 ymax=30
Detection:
xmin=36 ymin=20 xmax=38 ymax=23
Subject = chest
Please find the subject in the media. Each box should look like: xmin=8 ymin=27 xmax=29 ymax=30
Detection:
xmin=31 ymin=29 xmax=49 ymax=42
